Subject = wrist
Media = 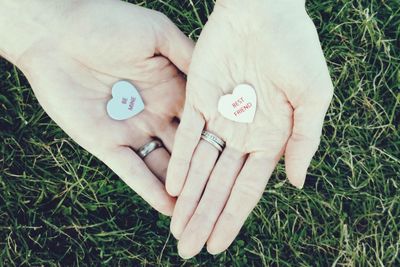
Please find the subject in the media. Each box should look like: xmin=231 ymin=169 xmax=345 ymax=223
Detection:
xmin=0 ymin=1 xmax=76 ymax=65
xmin=215 ymin=0 xmax=305 ymax=12
xmin=213 ymin=0 xmax=307 ymax=29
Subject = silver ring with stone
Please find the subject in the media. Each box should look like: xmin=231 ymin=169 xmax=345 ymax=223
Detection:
xmin=201 ymin=130 xmax=225 ymax=152
xmin=137 ymin=139 xmax=164 ymax=159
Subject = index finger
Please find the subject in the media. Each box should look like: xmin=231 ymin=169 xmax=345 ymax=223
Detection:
xmin=206 ymin=152 xmax=277 ymax=254
xmin=166 ymin=104 xmax=204 ymax=196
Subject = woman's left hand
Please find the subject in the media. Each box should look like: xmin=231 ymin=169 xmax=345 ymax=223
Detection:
xmin=166 ymin=0 xmax=334 ymax=258
xmin=2 ymin=0 xmax=193 ymax=216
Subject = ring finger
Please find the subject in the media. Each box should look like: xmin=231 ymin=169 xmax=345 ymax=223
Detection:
xmin=134 ymin=121 xmax=179 ymax=183
xmin=134 ymin=136 xmax=170 ymax=183
xmin=142 ymin=146 xmax=170 ymax=183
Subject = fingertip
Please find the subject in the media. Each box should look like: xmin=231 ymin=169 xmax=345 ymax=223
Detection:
xmin=160 ymin=209 xmax=173 ymax=217
xmin=170 ymin=217 xmax=183 ymax=240
xmin=178 ymin=251 xmax=193 ymax=260
xmin=284 ymin=135 xmax=320 ymax=190
xmin=169 ymin=207 xmax=180 ymax=238
xmin=166 ymin=151 xmax=189 ymax=198
xmin=288 ymin=175 xmax=306 ymax=189
xmin=157 ymin=196 xmax=176 ymax=216
xmin=206 ymin=214 xmax=241 ymax=256
xmin=285 ymin=162 xmax=307 ymax=189
xmin=165 ymin=165 xmax=188 ymax=198
xmin=165 ymin=173 xmax=183 ymax=197
xmin=206 ymin=243 xmax=224 ymax=255
xmin=178 ymin=242 xmax=196 ymax=259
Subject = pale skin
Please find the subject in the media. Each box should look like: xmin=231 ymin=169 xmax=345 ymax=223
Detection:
xmin=166 ymin=0 xmax=334 ymax=259
xmin=1 ymin=0 xmax=334 ymax=259
xmin=0 ymin=0 xmax=194 ymax=216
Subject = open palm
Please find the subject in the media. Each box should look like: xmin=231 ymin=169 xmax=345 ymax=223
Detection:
xmin=167 ymin=1 xmax=333 ymax=258
xmin=16 ymin=0 xmax=193 ymax=215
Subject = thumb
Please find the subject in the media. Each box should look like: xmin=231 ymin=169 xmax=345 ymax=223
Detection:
xmin=285 ymin=81 xmax=333 ymax=189
xmin=156 ymin=15 xmax=194 ymax=74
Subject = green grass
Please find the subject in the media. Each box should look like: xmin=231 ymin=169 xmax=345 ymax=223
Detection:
xmin=1 ymin=0 xmax=399 ymax=265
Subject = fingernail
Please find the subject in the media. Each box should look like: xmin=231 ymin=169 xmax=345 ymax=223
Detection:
xmin=206 ymin=244 xmax=222 ymax=255
xmin=178 ymin=244 xmax=195 ymax=259
xmin=290 ymin=177 xmax=305 ymax=189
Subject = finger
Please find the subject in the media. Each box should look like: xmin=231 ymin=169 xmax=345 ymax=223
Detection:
xmin=157 ymin=121 xmax=179 ymax=153
xmin=285 ymin=83 xmax=333 ymax=188
xmin=206 ymin=152 xmax=275 ymax=254
xmin=170 ymin=140 xmax=219 ymax=239
xmin=174 ymin=97 xmax=184 ymax=120
xmin=166 ymin=105 xmax=204 ymax=196
xmin=102 ymin=146 xmax=175 ymax=216
xmin=172 ymin=76 xmax=186 ymax=120
xmin=177 ymin=148 xmax=245 ymax=259
xmin=142 ymin=146 xmax=170 ymax=183
xmin=157 ymin=15 xmax=194 ymax=74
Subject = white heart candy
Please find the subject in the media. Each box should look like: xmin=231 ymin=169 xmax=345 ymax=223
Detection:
xmin=106 ymin=81 xmax=145 ymax=121
xmin=217 ymin=84 xmax=257 ymax=123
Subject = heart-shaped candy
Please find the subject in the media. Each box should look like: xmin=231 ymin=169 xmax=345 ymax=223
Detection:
xmin=217 ymin=84 xmax=257 ymax=123
xmin=106 ymin=81 xmax=145 ymax=121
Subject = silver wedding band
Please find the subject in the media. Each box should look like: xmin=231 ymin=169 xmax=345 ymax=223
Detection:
xmin=201 ymin=130 xmax=225 ymax=152
xmin=137 ymin=138 xmax=164 ymax=159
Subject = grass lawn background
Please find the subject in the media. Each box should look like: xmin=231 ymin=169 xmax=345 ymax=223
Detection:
xmin=0 ymin=0 xmax=399 ymax=265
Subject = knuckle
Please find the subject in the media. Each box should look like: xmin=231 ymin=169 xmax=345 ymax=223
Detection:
xmin=291 ymin=130 xmax=320 ymax=142
xmin=156 ymin=202 xmax=173 ymax=216
xmin=153 ymin=11 xmax=172 ymax=31
xmin=156 ymin=12 xmax=172 ymax=25
xmin=175 ymin=131 xmax=198 ymax=148
xmin=220 ymin=149 xmax=242 ymax=163
xmin=179 ymin=191 xmax=198 ymax=204
xmin=206 ymin=182 xmax=229 ymax=197
xmin=188 ymin=166 xmax=209 ymax=179
xmin=177 ymin=123 xmax=197 ymax=138
xmin=222 ymin=211 xmax=238 ymax=227
xmin=171 ymin=154 xmax=190 ymax=167
xmin=234 ymin=179 xmax=264 ymax=201
xmin=193 ymin=208 xmax=212 ymax=222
